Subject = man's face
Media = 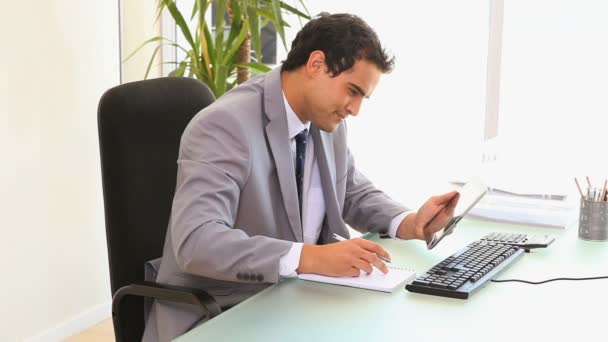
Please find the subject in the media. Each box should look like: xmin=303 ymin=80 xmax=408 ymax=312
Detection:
xmin=306 ymin=58 xmax=381 ymax=132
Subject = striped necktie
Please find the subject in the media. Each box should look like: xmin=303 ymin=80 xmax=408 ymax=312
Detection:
xmin=294 ymin=128 xmax=308 ymax=217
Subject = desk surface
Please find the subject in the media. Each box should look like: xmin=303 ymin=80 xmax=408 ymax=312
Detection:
xmin=176 ymin=219 xmax=608 ymax=342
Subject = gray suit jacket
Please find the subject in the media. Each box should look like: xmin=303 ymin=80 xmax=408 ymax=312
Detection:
xmin=143 ymin=67 xmax=408 ymax=342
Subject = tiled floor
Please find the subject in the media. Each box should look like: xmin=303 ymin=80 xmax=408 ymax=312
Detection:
xmin=65 ymin=319 xmax=114 ymax=342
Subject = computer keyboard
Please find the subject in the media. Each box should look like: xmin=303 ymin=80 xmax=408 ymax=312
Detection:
xmin=480 ymin=232 xmax=555 ymax=250
xmin=406 ymin=234 xmax=532 ymax=299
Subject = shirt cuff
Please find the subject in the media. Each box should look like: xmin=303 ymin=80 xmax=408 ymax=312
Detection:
xmin=387 ymin=210 xmax=415 ymax=239
xmin=279 ymin=242 xmax=304 ymax=277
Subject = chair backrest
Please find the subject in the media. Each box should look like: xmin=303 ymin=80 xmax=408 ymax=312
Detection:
xmin=98 ymin=77 xmax=215 ymax=340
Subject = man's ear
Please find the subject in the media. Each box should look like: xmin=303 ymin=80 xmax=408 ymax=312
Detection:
xmin=305 ymin=50 xmax=326 ymax=77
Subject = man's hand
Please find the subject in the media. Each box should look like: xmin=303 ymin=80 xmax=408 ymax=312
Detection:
xmin=296 ymin=238 xmax=391 ymax=276
xmin=397 ymin=191 xmax=460 ymax=242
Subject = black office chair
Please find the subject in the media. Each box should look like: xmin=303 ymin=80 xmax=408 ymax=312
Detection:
xmin=98 ymin=77 xmax=221 ymax=342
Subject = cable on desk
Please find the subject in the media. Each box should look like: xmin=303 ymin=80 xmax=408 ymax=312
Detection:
xmin=491 ymin=275 xmax=608 ymax=285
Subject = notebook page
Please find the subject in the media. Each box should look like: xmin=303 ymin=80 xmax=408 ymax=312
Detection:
xmin=298 ymin=266 xmax=416 ymax=293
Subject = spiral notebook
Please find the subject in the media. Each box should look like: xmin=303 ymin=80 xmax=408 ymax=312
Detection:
xmin=298 ymin=266 xmax=416 ymax=293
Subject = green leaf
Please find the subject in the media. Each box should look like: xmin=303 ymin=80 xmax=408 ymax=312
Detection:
xmin=169 ymin=61 xmax=188 ymax=77
xmin=164 ymin=0 xmax=198 ymax=55
xmin=203 ymin=23 xmax=216 ymax=67
xmin=197 ymin=0 xmax=209 ymax=24
xmin=180 ymin=59 xmax=213 ymax=87
xmin=222 ymin=19 xmax=249 ymax=65
xmin=215 ymin=64 xmax=229 ymax=97
xmin=185 ymin=49 xmax=204 ymax=78
xmin=144 ymin=44 xmax=163 ymax=79
xmin=279 ymin=1 xmax=310 ymax=19
xmin=269 ymin=0 xmax=287 ymax=50
xmin=256 ymin=9 xmax=289 ymax=27
xmin=139 ymin=41 xmax=192 ymax=79
xmin=230 ymin=0 xmax=243 ymax=27
xmin=225 ymin=0 xmax=242 ymax=49
xmin=197 ymin=0 xmax=213 ymax=78
xmin=297 ymin=0 xmax=310 ymax=17
xmin=155 ymin=0 xmax=167 ymax=23
xmin=122 ymin=36 xmax=170 ymax=63
xmin=229 ymin=78 xmax=239 ymax=89
xmin=247 ymin=5 xmax=262 ymax=62
xmin=214 ymin=0 xmax=227 ymax=68
xmin=236 ymin=61 xmax=272 ymax=73
xmin=190 ymin=0 xmax=199 ymax=20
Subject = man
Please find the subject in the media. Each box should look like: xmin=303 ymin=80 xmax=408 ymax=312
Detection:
xmin=143 ymin=13 xmax=459 ymax=341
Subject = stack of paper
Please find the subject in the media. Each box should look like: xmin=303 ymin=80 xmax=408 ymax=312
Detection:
xmin=450 ymin=180 xmax=576 ymax=229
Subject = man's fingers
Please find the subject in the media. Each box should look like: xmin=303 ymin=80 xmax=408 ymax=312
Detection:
xmin=446 ymin=192 xmax=460 ymax=209
xmin=353 ymin=238 xmax=391 ymax=262
xmin=438 ymin=193 xmax=459 ymax=221
xmin=445 ymin=197 xmax=458 ymax=216
xmin=347 ymin=267 xmax=360 ymax=277
xmin=435 ymin=191 xmax=460 ymax=205
xmin=359 ymin=251 xmax=388 ymax=273
xmin=428 ymin=192 xmax=459 ymax=224
xmin=351 ymin=258 xmax=373 ymax=275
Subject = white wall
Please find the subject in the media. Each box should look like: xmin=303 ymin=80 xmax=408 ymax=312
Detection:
xmin=0 ymin=1 xmax=119 ymax=340
xmin=121 ymin=0 xmax=163 ymax=83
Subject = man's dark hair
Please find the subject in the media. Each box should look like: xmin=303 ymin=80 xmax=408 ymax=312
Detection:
xmin=282 ymin=13 xmax=395 ymax=76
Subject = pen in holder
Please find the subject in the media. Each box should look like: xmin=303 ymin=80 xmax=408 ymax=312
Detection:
xmin=578 ymin=196 xmax=608 ymax=241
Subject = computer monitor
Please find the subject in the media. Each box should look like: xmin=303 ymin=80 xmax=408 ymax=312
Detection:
xmin=482 ymin=0 xmax=503 ymax=165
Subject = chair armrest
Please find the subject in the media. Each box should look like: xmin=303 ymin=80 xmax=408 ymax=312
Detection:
xmin=112 ymin=281 xmax=221 ymax=342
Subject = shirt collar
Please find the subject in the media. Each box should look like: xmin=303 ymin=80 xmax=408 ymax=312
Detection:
xmin=282 ymin=90 xmax=311 ymax=140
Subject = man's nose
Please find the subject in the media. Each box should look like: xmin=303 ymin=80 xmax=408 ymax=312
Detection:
xmin=345 ymin=99 xmax=362 ymax=117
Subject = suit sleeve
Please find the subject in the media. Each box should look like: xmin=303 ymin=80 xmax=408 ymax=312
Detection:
xmin=170 ymin=110 xmax=292 ymax=284
xmin=342 ymin=148 xmax=410 ymax=234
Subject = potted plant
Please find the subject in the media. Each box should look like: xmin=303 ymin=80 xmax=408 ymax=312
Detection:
xmin=126 ymin=0 xmax=310 ymax=98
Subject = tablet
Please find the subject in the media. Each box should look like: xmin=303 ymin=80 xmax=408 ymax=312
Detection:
xmin=427 ymin=178 xmax=489 ymax=249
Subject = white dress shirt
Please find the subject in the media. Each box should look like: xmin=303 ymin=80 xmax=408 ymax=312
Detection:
xmin=278 ymin=92 xmax=412 ymax=276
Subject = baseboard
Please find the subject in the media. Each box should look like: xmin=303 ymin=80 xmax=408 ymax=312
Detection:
xmin=24 ymin=301 xmax=111 ymax=342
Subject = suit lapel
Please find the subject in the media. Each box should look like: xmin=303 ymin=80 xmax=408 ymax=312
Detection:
xmin=263 ymin=68 xmax=303 ymax=241
xmin=311 ymin=125 xmax=348 ymax=238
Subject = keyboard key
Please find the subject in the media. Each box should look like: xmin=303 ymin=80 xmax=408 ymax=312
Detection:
xmin=412 ymin=280 xmax=430 ymax=286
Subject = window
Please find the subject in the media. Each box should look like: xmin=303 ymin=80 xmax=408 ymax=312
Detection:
xmin=488 ymin=0 xmax=608 ymax=196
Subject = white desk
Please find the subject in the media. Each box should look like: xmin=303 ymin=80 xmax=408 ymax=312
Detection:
xmin=176 ymin=218 xmax=608 ymax=341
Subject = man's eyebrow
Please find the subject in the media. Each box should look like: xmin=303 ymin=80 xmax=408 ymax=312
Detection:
xmin=348 ymin=82 xmax=370 ymax=98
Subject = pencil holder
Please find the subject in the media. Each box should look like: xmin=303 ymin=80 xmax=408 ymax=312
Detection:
xmin=578 ymin=197 xmax=608 ymax=241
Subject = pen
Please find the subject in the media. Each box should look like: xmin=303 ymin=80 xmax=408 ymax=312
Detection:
xmin=586 ymin=176 xmax=593 ymax=189
xmin=593 ymin=188 xmax=597 ymax=201
xmin=332 ymin=233 xmax=391 ymax=263
xmin=574 ymin=178 xmax=584 ymax=198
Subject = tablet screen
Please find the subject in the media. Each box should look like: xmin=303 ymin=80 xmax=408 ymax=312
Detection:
xmin=427 ymin=178 xmax=489 ymax=249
